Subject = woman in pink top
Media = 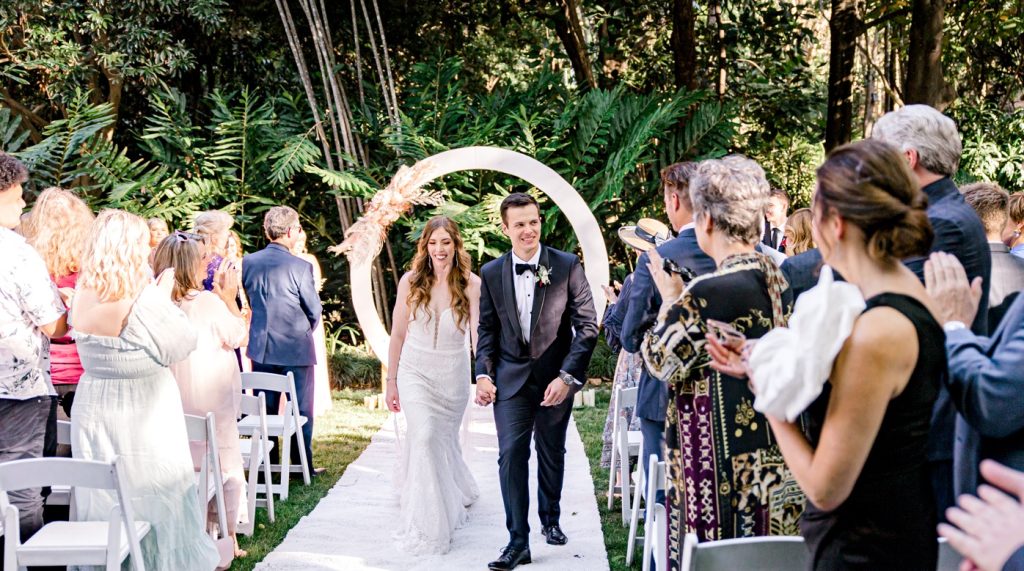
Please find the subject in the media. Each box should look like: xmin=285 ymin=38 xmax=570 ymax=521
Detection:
xmin=24 ymin=187 xmax=94 ymax=420
xmin=153 ymin=231 xmax=249 ymax=558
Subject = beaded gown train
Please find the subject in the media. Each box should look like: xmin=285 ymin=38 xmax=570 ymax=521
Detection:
xmin=393 ymin=307 xmax=480 ymax=554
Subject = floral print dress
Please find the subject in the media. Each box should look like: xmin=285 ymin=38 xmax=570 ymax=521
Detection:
xmin=641 ymin=252 xmax=805 ymax=569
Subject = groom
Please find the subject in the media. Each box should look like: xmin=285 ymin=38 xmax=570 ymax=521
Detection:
xmin=476 ymin=192 xmax=598 ymax=570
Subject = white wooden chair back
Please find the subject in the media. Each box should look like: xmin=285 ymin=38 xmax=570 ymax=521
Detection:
xmin=56 ymin=420 xmax=71 ymax=447
xmin=681 ymin=533 xmax=807 ymax=571
xmin=0 ymin=457 xmax=147 ymax=571
xmin=641 ymin=455 xmax=667 ymax=571
xmin=607 ymin=385 xmax=640 ymax=513
xmin=184 ymin=413 xmax=228 ymax=539
xmin=652 ymin=503 xmax=668 ymax=571
xmin=239 ymin=371 xmax=310 ymax=499
xmin=236 ymin=393 xmax=276 ymax=534
xmin=937 ymin=537 xmax=963 ymax=571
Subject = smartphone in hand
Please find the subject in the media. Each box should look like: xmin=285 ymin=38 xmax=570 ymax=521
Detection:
xmin=662 ymin=258 xmax=697 ymax=282
xmin=706 ymin=319 xmax=746 ymax=351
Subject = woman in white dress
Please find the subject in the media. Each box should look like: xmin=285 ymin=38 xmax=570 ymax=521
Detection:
xmin=385 ymin=215 xmax=481 ymax=554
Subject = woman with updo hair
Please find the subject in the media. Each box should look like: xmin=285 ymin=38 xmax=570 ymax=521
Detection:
xmin=641 ymin=155 xmax=805 ymax=563
xmin=709 ymin=139 xmax=944 ymax=569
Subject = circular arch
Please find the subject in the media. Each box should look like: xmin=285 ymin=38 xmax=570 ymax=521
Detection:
xmin=351 ymin=146 xmax=610 ymax=362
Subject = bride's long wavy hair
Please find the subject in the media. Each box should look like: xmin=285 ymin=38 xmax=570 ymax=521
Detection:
xmin=407 ymin=216 xmax=472 ymax=332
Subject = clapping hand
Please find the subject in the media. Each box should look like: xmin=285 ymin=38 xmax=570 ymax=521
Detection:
xmin=601 ymin=281 xmax=623 ymax=305
xmin=213 ymin=260 xmax=240 ymax=305
xmin=706 ymin=334 xmax=757 ymax=386
xmin=939 ymin=460 xmax=1024 ymax=571
xmin=646 ymin=250 xmax=684 ymax=302
xmin=924 ymin=252 xmax=983 ymax=326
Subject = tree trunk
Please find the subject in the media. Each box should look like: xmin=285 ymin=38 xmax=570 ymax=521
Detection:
xmin=709 ymin=0 xmax=727 ymax=97
xmin=825 ymin=0 xmax=862 ymax=151
xmin=904 ymin=0 xmax=947 ymax=108
xmin=550 ymin=0 xmax=596 ymax=90
xmin=670 ymin=0 xmax=697 ymax=91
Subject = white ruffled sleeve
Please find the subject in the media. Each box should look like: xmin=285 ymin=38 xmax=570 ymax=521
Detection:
xmin=747 ymin=266 xmax=865 ymax=421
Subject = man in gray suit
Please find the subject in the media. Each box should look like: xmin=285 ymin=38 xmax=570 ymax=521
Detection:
xmin=962 ymin=182 xmax=1024 ymax=332
xmin=243 ymin=205 xmax=323 ymax=473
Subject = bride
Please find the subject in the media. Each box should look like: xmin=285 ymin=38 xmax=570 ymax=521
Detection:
xmin=385 ymin=215 xmax=481 ymax=554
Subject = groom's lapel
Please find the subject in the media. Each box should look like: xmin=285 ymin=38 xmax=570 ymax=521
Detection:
xmin=501 ymin=253 xmax=525 ymax=344
xmin=528 ymin=246 xmax=549 ymax=346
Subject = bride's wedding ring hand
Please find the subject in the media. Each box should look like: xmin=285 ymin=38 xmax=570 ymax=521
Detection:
xmin=475 ymin=377 xmax=497 ymax=407
xmin=541 ymin=379 xmax=570 ymax=407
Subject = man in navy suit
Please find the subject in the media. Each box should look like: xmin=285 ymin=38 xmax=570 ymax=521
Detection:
xmin=926 ymin=252 xmax=1024 ymax=498
xmin=243 ymin=205 xmax=323 ymax=473
xmin=621 ymin=162 xmax=716 ymax=483
xmin=873 ymin=105 xmax=992 ymax=516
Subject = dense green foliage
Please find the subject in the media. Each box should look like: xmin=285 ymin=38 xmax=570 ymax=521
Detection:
xmin=3 ymin=0 xmax=1023 ymax=341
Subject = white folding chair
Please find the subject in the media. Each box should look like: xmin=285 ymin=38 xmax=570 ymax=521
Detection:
xmin=640 ymin=455 xmax=666 ymax=571
xmin=238 ymin=371 xmax=311 ymax=501
xmin=680 ymin=533 xmax=807 ymax=570
xmin=937 ymin=537 xmax=963 ymax=571
xmin=652 ymin=503 xmax=668 ymax=571
xmin=0 ymin=457 xmax=150 ymax=571
xmin=237 ymin=393 xmax=276 ymax=536
xmin=184 ymin=413 xmax=228 ymax=541
xmin=46 ymin=420 xmax=73 ymax=507
xmin=607 ymin=386 xmax=643 ymax=524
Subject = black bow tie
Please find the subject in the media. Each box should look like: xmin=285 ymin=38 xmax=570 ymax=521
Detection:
xmin=515 ymin=263 xmax=538 ymax=276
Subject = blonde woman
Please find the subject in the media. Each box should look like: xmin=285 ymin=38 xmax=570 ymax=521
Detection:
xmin=155 ymin=232 xmax=249 ymax=558
xmin=782 ymin=208 xmax=815 ymax=256
xmin=147 ymin=217 xmax=170 ymax=248
xmin=24 ymin=188 xmax=94 ymax=419
xmin=70 ymin=210 xmax=223 ymax=570
xmin=290 ymin=230 xmax=331 ymax=415
xmin=386 ymin=215 xmax=480 ymax=554
xmin=193 ymin=210 xmax=235 ymax=291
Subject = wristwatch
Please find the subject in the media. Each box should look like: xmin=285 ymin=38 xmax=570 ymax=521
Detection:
xmin=559 ymin=370 xmax=583 ymax=387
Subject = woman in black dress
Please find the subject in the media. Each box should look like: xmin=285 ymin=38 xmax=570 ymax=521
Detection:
xmin=710 ymin=139 xmax=945 ymax=569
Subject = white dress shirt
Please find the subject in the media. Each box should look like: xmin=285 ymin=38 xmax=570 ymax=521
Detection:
xmin=511 ymin=248 xmax=542 ymax=343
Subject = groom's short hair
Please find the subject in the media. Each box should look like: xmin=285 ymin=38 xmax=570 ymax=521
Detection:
xmin=500 ymin=192 xmax=540 ymax=223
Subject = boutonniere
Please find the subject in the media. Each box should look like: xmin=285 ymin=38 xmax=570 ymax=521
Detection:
xmin=536 ymin=264 xmax=552 ymax=287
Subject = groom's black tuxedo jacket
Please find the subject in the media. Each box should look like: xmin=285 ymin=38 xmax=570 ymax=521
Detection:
xmin=475 ymin=245 xmax=598 ymax=401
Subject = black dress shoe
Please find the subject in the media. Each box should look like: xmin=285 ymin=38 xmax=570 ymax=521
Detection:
xmin=487 ymin=545 xmax=531 ymax=570
xmin=542 ymin=525 xmax=568 ymax=545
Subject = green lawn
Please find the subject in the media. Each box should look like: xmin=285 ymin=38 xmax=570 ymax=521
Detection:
xmin=574 ymin=386 xmax=633 ymax=571
xmin=233 ymin=389 xmax=388 ymax=571
xmin=232 ymin=386 xmax=627 ymax=571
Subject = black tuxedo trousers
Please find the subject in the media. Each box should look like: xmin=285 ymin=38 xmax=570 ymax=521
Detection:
xmin=493 ymin=374 xmax=576 ymax=549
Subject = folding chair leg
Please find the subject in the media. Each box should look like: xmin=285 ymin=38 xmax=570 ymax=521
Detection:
xmin=294 ymin=425 xmax=311 ymax=486
xmin=262 ymin=439 xmax=276 ymax=522
xmin=280 ymin=434 xmax=291 ymax=501
xmin=626 ymin=461 xmax=645 ymax=565
xmin=607 ymin=414 xmax=619 ymax=510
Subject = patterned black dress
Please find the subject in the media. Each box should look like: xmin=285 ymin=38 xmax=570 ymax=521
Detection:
xmin=642 ymin=252 xmax=806 ymax=569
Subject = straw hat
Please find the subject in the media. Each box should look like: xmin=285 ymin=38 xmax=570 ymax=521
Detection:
xmin=617 ymin=218 xmax=670 ymax=251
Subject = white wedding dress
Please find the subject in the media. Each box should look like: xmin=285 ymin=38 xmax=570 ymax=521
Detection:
xmin=393 ymin=307 xmax=480 ymax=554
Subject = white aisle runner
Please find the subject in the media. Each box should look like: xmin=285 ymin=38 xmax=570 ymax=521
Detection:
xmin=256 ymin=399 xmax=609 ymax=571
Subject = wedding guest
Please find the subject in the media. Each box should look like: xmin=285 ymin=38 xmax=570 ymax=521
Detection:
xmin=598 ymin=220 xmax=665 ymax=468
xmin=0 ymin=153 xmax=68 ymax=551
xmin=782 ymin=208 xmax=814 ymax=256
xmin=24 ymin=188 xmax=94 ymax=422
xmin=155 ymin=232 xmax=249 ymax=558
xmin=193 ymin=209 xmax=235 ymax=291
xmin=872 ymin=104 xmax=992 ymax=516
xmin=225 ymin=229 xmax=251 ymax=371
xmin=70 ymin=209 xmax=222 ymax=570
xmin=621 ymin=162 xmax=716 ymax=498
xmin=781 ymin=248 xmax=827 ymax=300
xmin=290 ymin=229 xmax=332 ymax=415
xmin=939 ymin=460 xmax=1024 ymax=571
xmin=243 ymin=206 xmax=323 ymax=475
xmin=711 ymin=140 xmax=942 ymax=569
xmin=762 ymin=188 xmax=790 ymax=252
xmin=962 ymin=182 xmax=1024 ymax=329
xmin=641 ymin=156 xmax=804 ymax=560
xmin=148 ymin=217 xmax=170 ymax=248
xmin=1010 ymin=193 xmax=1024 ymax=260
xmin=925 ymin=252 xmax=1024 ymax=496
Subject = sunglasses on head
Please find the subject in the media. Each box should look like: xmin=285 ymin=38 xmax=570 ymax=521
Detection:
xmin=174 ymin=231 xmax=204 ymax=242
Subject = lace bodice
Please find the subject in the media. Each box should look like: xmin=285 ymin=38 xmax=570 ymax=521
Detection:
xmin=404 ymin=308 xmax=469 ymax=353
